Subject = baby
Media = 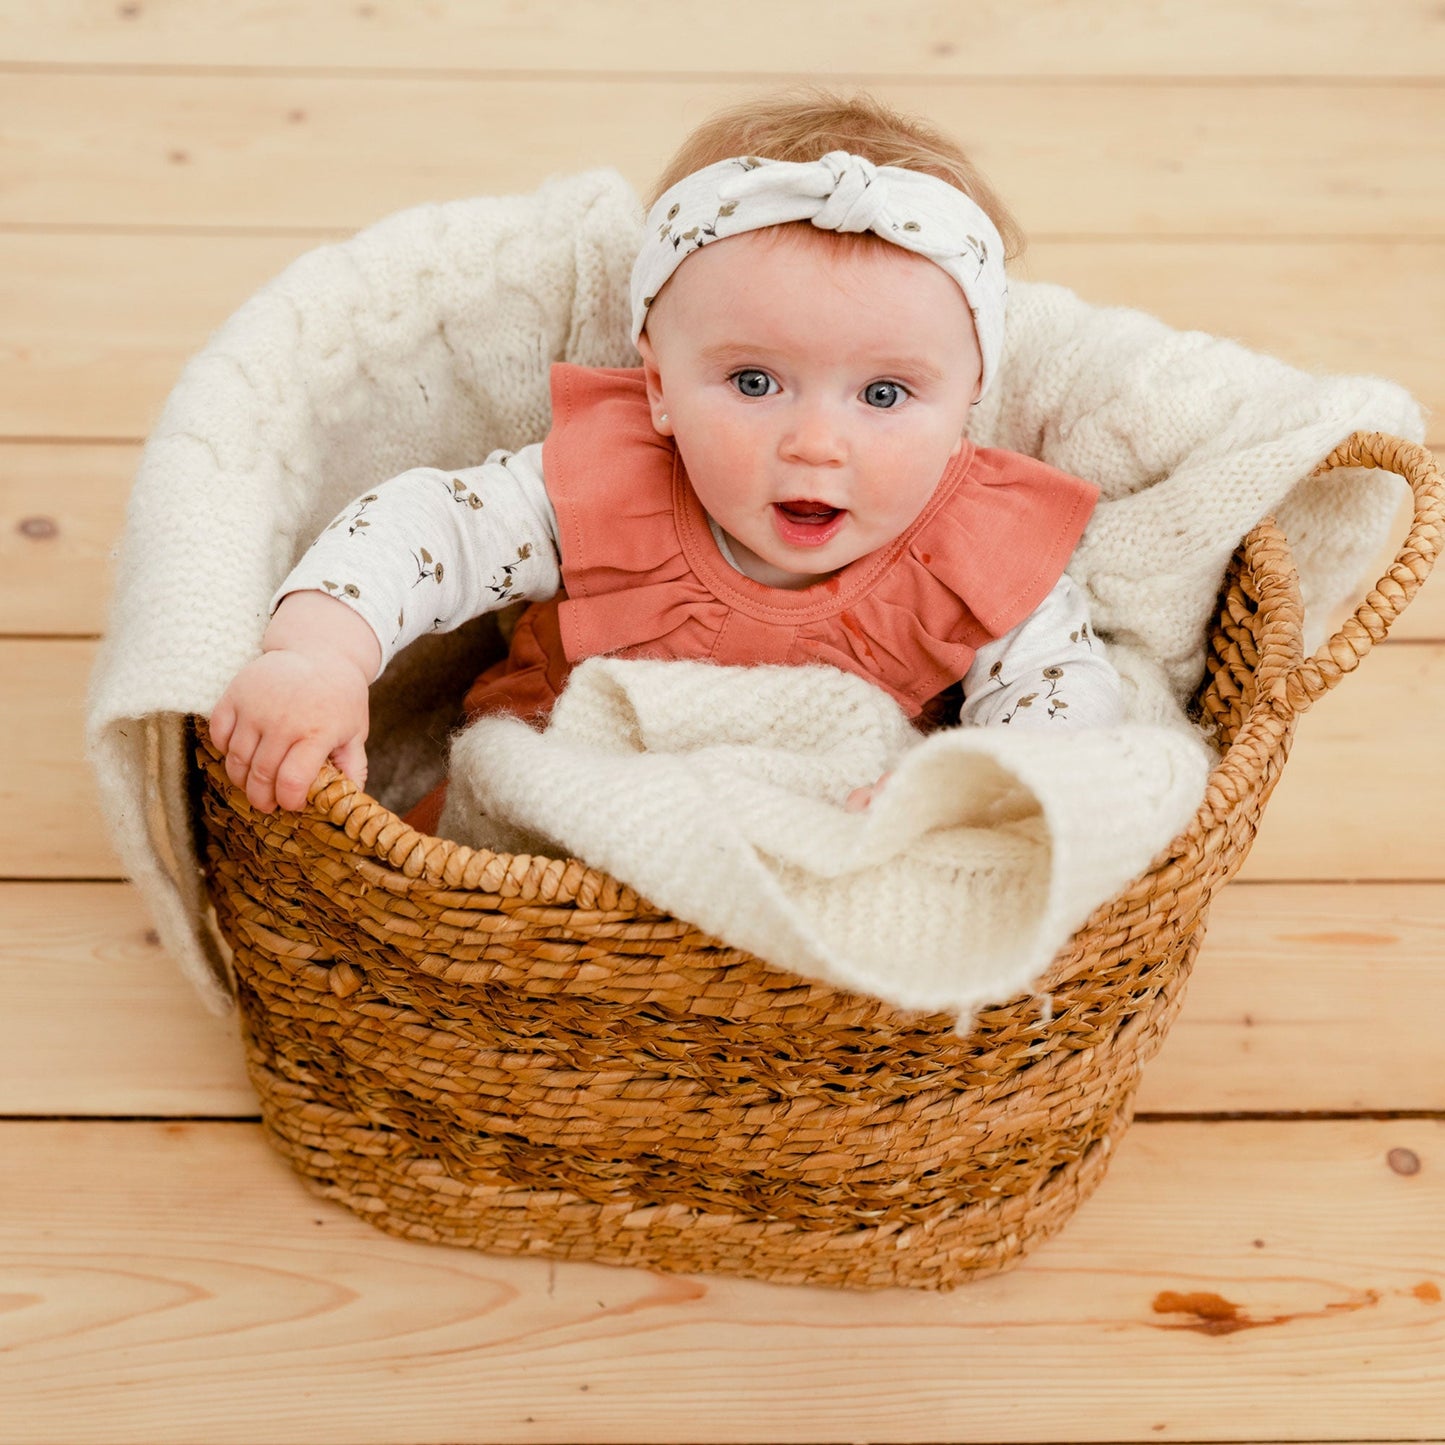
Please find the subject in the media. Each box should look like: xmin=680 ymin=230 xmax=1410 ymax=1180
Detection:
xmin=211 ymin=91 xmax=1124 ymax=826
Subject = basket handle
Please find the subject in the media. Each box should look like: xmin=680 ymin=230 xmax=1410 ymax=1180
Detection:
xmin=1282 ymin=431 xmax=1445 ymax=715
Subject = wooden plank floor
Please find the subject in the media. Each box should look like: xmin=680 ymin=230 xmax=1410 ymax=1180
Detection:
xmin=2 ymin=5 xmax=1442 ymax=1442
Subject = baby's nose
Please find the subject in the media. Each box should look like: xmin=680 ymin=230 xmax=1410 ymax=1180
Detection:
xmin=780 ymin=401 xmax=847 ymax=466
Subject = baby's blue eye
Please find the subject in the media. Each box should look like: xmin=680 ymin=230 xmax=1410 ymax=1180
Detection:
xmin=732 ymin=369 xmax=776 ymax=398
xmin=863 ymin=380 xmax=905 ymax=409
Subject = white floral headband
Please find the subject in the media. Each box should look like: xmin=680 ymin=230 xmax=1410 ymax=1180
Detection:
xmin=631 ymin=150 xmax=1008 ymax=398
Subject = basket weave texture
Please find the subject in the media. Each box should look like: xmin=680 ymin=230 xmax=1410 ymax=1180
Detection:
xmin=196 ymin=433 xmax=1442 ymax=1290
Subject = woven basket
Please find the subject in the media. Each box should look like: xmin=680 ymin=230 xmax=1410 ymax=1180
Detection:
xmin=194 ymin=431 xmax=1442 ymax=1291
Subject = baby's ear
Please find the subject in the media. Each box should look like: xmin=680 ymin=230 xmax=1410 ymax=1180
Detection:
xmin=635 ymin=333 xmax=673 ymax=435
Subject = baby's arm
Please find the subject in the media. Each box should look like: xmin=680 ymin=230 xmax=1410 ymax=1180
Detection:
xmin=959 ymin=574 xmax=1124 ymax=728
xmin=210 ymin=445 xmax=561 ymax=813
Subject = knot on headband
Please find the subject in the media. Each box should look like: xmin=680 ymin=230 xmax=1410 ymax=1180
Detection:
xmin=720 ymin=150 xmax=889 ymax=233
xmin=631 ymin=150 xmax=1009 ymax=398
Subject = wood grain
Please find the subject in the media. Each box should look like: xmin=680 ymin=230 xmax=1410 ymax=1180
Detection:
xmin=2 ymin=1118 xmax=1441 ymax=1443
xmin=4 ymin=0 xmax=1443 ymax=76
xmin=1 ymin=443 xmax=138 ymax=633
xmin=1237 ymin=641 xmax=1445 ymax=881
xmin=0 ymin=232 xmax=316 ymax=441
xmin=0 ymin=883 xmax=253 ymax=1116
xmin=5 ymin=640 xmax=119 ymax=877
xmin=1136 ymin=882 xmax=1445 ymax=1113
xmin=2 ymin=74 xmax=1441 ymax=235
xmin=3 ymin=879 xmax=1441 ymax=1119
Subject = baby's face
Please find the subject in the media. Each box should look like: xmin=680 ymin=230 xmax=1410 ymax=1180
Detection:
xmin=637 ymin=227 xmax=982 ymax=586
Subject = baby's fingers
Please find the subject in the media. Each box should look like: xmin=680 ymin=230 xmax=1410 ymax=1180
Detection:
xmin=330 ymin=736 xmax=369 ymax=792
xmin=209 ymin=697 xmax=236 ymax=753
xmin=273 ymin=736 xmax=335 ymax=813
xmin=242 ymin=733 xmax=299 ymax=815
xmin=222 ymin=719 xmax=260 ymax=795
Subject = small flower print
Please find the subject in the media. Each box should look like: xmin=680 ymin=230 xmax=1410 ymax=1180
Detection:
xmin=661 ymin=176 xmax=757 ymax=257
xmin=447 ymin=477 xmax=484 ymax=510
xmin=961 ymin=234 xmax=989 ymax=268
xmin=326 ymin=493 xmax=379 ymax=536
xmin=670 ymin=214 xmax=724 ymax=255
xmin=1001 ymin=691 xmax=1038 ymax=725
xmin=321 ymin=579 xmax=361 ymax=600
xmin=487 ymin=541 xmax=534 ymax=599
xmin=412 ymin=547 xmax=444 ymax=587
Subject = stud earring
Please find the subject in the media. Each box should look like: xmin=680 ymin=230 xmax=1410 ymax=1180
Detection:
xmin=660 ymin=412 xmax=669 ymax=423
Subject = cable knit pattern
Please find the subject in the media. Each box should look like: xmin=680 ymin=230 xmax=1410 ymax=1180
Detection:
xmin=86 ymin=171 xmax=641 ymax=1012
xmin=84 ymin=168 xmax=1426 ymax=1015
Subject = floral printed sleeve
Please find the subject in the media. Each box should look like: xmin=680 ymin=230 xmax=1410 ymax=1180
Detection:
xmin=269 ymin=443 xmax=561 ymax=680
xmin=958 ymin=574 xmax=1126 ymax=729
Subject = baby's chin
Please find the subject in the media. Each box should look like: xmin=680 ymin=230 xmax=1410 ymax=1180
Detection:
xmin=744 ymin=538 xmax=871 ymax=590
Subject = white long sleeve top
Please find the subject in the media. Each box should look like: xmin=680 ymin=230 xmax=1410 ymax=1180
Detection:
xmin=274 ymin=444 xmax=1125 ymax=729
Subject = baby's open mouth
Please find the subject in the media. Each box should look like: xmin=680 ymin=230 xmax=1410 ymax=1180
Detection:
xmin=771 ymin=499 xmax=847 ymax=549
xmin=776 ymin=500 xmax=842 ymax=524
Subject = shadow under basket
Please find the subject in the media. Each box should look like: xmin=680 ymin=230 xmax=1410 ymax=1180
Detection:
xmin=194 ymin=432 xmax=1442 ymax=1291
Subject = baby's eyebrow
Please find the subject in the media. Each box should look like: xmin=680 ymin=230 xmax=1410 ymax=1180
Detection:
xmin=871 ymin=357 xmax=945 ymax=386
xmin=698 ymin=342 xmax=765 ymax=369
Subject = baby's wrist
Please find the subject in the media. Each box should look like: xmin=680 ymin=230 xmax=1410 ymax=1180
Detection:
xmin=264 ymin=589 xmax=383 ymax=684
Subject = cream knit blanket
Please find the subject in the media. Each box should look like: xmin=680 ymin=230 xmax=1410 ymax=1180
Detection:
xmin=85 ymin=168 xmax=1425 ymax=1016
xmin=439 ymin=657 xmax=1214 ymax=1027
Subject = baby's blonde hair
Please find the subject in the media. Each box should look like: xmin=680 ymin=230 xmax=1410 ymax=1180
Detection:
xmin=649 ymin=88 xmax=1026 ymax=262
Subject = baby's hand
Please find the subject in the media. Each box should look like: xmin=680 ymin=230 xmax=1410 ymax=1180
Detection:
xmin=208 ymin=590 xmax=381 ymax=814
xmin=844 ymin=771 xmax=894 ymax=813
